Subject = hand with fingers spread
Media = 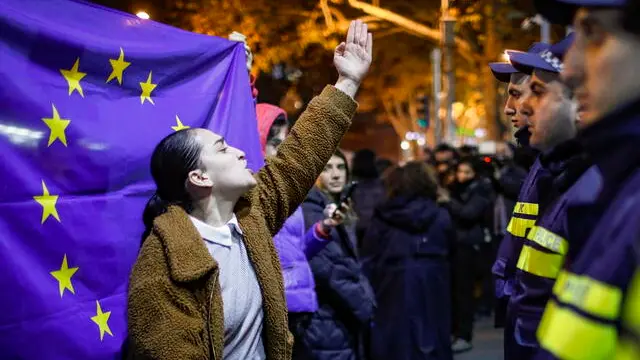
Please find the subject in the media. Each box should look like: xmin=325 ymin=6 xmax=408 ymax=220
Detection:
xmin=334 ymin=20 xmax=373 ymax=98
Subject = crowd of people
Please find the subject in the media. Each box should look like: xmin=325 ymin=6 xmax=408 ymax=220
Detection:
xmin=124 ymin=0 xmax=640 ymax=359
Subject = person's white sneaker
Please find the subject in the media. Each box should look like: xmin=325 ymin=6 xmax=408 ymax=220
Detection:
xmin=451 ymin=338 xmax=473 ymax=353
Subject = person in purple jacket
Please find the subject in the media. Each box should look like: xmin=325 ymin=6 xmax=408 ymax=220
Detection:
xmin=255 ymin=103 xmax=348 ymax=328
xmin=499 ymin=33 xmax=593 ymax=359
xmin=526 ymin=0 xmax=640 ymax=358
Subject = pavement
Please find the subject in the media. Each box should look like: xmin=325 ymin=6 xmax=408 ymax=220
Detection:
xmin=455 ymin=317 xmax=503 ymax=360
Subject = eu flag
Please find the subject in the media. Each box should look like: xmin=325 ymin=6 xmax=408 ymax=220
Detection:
xmin=0 ymin=0 xmax=263 ymax=358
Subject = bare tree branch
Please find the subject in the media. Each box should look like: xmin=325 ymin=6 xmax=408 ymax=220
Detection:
xmin=383 ymin=99 xmax=408 ymax=136
xmin=345 ymin=0 xmax=480 ymax=62
xmin=320 ymin=0 xmax=335 ymax=30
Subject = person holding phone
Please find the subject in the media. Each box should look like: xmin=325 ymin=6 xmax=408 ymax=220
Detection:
xmin=256 ymin=103 xmax=350 ymax=342
xmin=296 ymin=150 xmax=376 ymax=360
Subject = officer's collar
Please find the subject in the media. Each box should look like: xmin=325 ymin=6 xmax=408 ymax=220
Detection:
xmin=578 ymin=95 xmax=640 ymax=160
xmin=578 ymin=95 xmax=640 ymax=188
xmin=540 ymin=138 xmax=582 ymax=163
xmin=539 ymin=138 xmax=584 ymax=174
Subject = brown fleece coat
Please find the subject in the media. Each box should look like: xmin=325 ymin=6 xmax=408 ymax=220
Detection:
xmin=127 ymin=86 xmax=357 ymax=360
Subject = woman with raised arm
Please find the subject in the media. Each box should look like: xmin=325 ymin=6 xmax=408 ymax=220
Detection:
xmin=126 ymin=20 xmax=373 ymax=360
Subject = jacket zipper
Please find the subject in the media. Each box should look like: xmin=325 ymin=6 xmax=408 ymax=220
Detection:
xmin=208 ymin=271 xmax=219 ymax=360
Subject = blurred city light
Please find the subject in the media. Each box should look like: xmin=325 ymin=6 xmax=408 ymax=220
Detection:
xmin=136 ymin=11 xmax=150 ymax=19
xmin=400 ymin=140 xmax=410 ymax=150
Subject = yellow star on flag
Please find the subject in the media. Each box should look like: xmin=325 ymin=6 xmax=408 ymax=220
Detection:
xmin=42 ymin=104 xmax=71 ymax=147
xmin=172 ymin=115 xmax=190 ymax=132
xmin=33 ymin=180 xmax=60 ymax=224
xmin=106 ymin=48 xmax=131 ymax=85
xmin=139 ymin=71 xmax=157 ymax=105
xmin=91 ymin=300 xmax=113 ymax=341
xmin=60 ymin=58 xmax=87 ymax=97
xmin=50 ymin=254 xmax=79 ymax=297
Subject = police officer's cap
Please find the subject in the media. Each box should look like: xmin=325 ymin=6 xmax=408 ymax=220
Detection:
xmin=488 ymin=42 xmax=551 ymax=83
xmin=506 ymin=33 xmax=575 ymax=75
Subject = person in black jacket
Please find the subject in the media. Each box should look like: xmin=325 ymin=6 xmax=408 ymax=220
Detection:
xmin=351 ymin=149 xmax=385 ymax=249
xmin=361 ymin=162 xmax=454 ymax=360
xmin=299 ymin=150 xmax=376 ymax=360
xmin=439 ymin=157 xmax=494 ymax=354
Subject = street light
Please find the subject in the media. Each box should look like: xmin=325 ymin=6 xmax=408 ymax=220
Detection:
xmin=136 ymin=11 xmax=150 ymax=19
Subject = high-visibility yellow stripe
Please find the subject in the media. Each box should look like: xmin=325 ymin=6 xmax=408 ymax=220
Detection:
xmin=615 ymin=339 xmax=640 ymax=360
xmin=553 ymin=271 xmax=623 ymax=320
xmin=516 ymin=245 xmax=564 ymax=279
xmin=526 ymin=226 xmax=569 ymax=255
xmin=622 ymin=270 xmax=640 ymax=334
xmin=616 ymin=270 xmax=640 ymax=359
xmin=513 ymin=202 xmax=539 ymax=216
xmin=538 ymin=300 xmax=617 ymax=360
xmin=507 ymin=217 xmax=536 ymax=237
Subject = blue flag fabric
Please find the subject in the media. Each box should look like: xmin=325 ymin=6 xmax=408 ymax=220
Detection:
xmin=0 ymin=0 xmax=264 ymax=358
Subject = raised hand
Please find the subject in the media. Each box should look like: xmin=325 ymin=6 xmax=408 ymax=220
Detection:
xmin=333 ymin=20 xmax=373 ymax=98
xmin=228 ymin=31 xmax=253 ymax=72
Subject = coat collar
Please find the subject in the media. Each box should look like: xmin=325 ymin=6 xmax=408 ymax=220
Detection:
xmin=578 ymin=96 xmax=640 ymax=196
xmin=153 ymin=205 xmax=217 ymax=283
xmin=579 ymin=96 xmax=640 ymax=166
xmin=189 ymin=214 xmax=242 ymax=247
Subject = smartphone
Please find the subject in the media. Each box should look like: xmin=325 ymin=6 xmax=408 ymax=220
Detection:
xmin=333 ymin=181 xmax=358 ymax=218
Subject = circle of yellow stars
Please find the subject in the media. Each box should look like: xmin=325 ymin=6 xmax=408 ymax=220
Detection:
xmin=50 ymin=49 xmax=193 ymax=148
xmin=39 ymin=47 xmax=193 ymax=343
xmin=36 ymin=47 xmax=202 ymax=342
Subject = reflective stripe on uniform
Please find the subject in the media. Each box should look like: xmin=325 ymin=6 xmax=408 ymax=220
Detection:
xmin=507 ymin=217 xmax=536 ymax=237
xmin=538 ymin=300 xmax=617 ymax=360
xmin=526 ymin=226 xmax=569 ymax=255
xmin=516 ymin=245 xmax=564 ymax=279
xmin=513 ymin=202 xmax=539 ymax=216
xmin=615 ymin=339 xmax=640 ymax=360
xmin=616 ymin=270 xmax=640 ymax=359
xmin=622 ymin=269 xmax=640 ymax=336
xmin=553 ymin=270 xmax=623 ymax=320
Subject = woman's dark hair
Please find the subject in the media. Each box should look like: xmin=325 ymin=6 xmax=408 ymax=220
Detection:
xmin=333 ymin=149 xmax=350 ymax=181
xmin=434 ymin=143 xmax=458 ymax=158
xmin=439 ymin=166 xmax=457 ymax=188
xmin=457 ymin=157 xmax=482 ymax=176
xmin=142 ymin=129 xmax=202 ymax=239
xmin=351 ymin=149 xmax=379 ymax=179
xmin=384 ymin=161 xmax=438 ymax=200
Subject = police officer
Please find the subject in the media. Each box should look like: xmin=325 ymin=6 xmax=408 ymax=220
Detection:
xmin=488 ymin=42 xmax=578 ymax=358
xmin=531 ymin=0 xmax=640 ymax=358
xmin=488 ymin=42 xmax=548 ymax=331
xmin=500 ymin=33 xmax=593 ymax=359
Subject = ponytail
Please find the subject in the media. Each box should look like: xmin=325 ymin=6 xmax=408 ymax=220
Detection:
xmin=142 ymin=128 xmax=202 ymax=245
xmin=141 ymin=193 xmax=169 ymax=241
